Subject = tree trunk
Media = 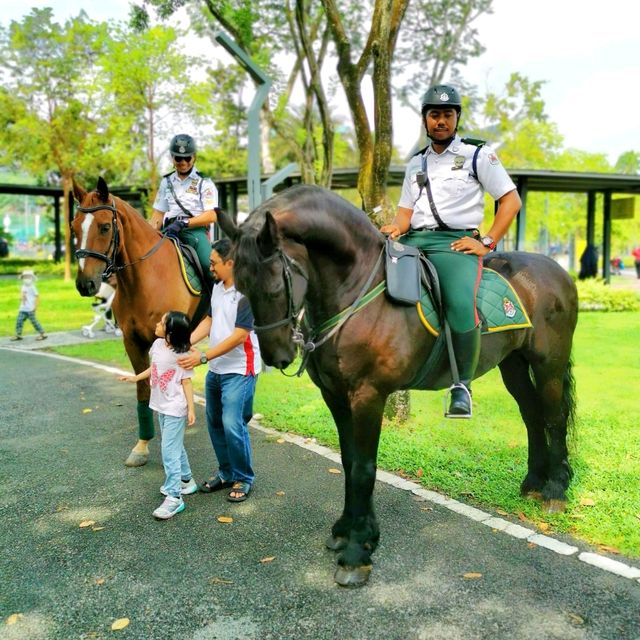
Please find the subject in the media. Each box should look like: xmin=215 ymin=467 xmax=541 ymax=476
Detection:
xmin=384 ymin=390 xmax=410 ymax=422
xmin=62 ymin=174 xmax=73 ymax=282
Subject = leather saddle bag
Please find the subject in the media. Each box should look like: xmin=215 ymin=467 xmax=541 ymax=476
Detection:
xmin=385 ymin=238 xmax=422 ymax=305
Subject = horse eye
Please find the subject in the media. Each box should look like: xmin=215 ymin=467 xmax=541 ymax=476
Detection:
xmin=99 ymin=223 xmax=111 ymax=234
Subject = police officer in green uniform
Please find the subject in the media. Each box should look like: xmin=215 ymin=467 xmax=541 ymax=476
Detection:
xmin=381 ymin=84 xmax=521 ymax=418
xmin=151 ymin=134 xmax=218 ymax=285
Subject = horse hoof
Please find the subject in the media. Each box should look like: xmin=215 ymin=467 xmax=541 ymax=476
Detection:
xmin=124 ymin=452 xmax=148 ymax=467
xmin=524 ymin=490 xmax=544 ymax=502
xmin=543 ymin=499 xmax=567 ymax=514
xmin=325 ymin=535 xmax=348 ymax=551
xmin=334 ymin=564 xmax=372 ymax=588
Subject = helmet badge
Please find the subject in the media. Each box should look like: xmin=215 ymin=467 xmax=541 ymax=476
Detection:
xmin=439 ymin=92 xmax=450 ymax=102
xmin=178 ymin=145 xmax=186 ymax=153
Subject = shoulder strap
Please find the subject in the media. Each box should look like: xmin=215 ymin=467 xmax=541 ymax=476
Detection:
xmin=165 ymin=178 xmax=193 ymax=218
xmin=460 ymin=137 xmax=486 ymax=147
xmin=162 ymin=170 xmax=176 ymax=179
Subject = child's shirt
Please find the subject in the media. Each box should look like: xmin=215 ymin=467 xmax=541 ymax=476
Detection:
xmin=148 ymin=338 xmax=193 ymax=418
xmin=19 ymin=283 xmax=38 ymax=312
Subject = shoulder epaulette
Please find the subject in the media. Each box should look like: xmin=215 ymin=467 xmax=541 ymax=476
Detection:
xmin=412 ymin=145 xmax=429 ymax=157
xmin=460 ymin=137 xmax=486 ymax=147
xmin=193 ymin=169 xmax=208 ymax=180
xmin=162 ymin=170 xmax=175 ymax=179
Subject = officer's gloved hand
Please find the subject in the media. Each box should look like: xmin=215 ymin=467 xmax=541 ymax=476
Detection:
xmin=164 ymin=219 xmax=187 ymax=239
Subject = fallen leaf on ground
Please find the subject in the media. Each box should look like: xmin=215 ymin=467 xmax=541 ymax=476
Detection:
xmin=260 ymin=556 xmax=276 ymax=563
xmin=537 ymin=522 xmax=551 ymax=532
xmin=79 ymin=520 xmax=96 ymax=528
xmin=92 ymin=527 xmax=105 ymax=532
xmin=416 ymin=468 xmax=424 ymax=477
xmin=517 ymin=512 xmax=527 ymax=522
xmin=209 ymin=577 xmax=233 ymax=585
xmin=82 ymin=408 xmax=92 ymax=414
xmin=496 ymin=509 xmax=508 ymax=516
xmin=95 ymin=578 xmax=105 ymax=585
xmin=275 ymin=491 xmax=285 ymax=496
xmin=111 ymin=618 xmax=130 ymax=630
xmin=598 ymin=545 xmax=620 ymax=555
xmin=6 ymin=613 xmax=23 ymax=625
xmin=527 ymin=542 xmax=537 ymax=549
xmin=463 ymin=572 xmax=482 ymax=580
xmin=580 ymin=497 xmax=595 ymax=507
xmin=217 ymin=516 xmax=233 ymax=524
xmin=328 ymin=468 xmax=342 ymax=474
xmin=567 ymin=612 xmax=585 ymax=625
xmin=276 ymin=438 xmax=285 ymax=444
xmin=420 ymin=506 xmax=433 ymax=512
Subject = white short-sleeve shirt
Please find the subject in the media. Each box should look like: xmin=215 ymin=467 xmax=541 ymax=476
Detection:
xmin=398 ymin=135 xmax=516 ymax=230
xmin=208 ymin=282 xmax=262 ymax=376
xmin=19 ymin=283 xmax=38 ymax=312
xmin=148 ymin=338 xmax=194 ymax=418
xmin=153 ymin=167 xmax=218 ymax=224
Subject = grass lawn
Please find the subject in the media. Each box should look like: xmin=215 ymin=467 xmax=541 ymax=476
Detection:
xmin=1 ymin=272 xmax=638 ymax=558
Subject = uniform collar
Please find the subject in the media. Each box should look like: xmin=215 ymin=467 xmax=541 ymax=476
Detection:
xmin=426 ymin=134 xmax=462 ymax=157
xmin=171 ymin=166 xmax=198 ymax=181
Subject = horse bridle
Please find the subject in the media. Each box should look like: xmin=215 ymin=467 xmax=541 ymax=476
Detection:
xmin=253 ymin=249 xmax=309 ymax=341
xmin=75 ymin=199 xmax=165 ymax=277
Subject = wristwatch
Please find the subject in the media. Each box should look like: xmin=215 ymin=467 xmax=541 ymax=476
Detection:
xmin=199 ymin=352 xmax=208 ymax=365
xmin=481 ymin=236 xmax=496 ymax=251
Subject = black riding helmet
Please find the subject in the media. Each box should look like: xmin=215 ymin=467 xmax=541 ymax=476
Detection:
xmin=420 ymin=84 xmax=462 ymax=116
xmin=170 ymin=134 xmax=197 ymax=157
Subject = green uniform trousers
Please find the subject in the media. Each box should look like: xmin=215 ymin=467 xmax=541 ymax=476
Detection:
xmin=178 ymin=226 xmax=213 ymax=286
xmin=401 ymin=229 xmax=482 ymax=333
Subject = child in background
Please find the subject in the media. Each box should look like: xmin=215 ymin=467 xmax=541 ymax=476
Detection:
xmin=120 ymin=311 xmax=197 ymax=520
xmin=11 ymin=269 xmax=47 ymax=341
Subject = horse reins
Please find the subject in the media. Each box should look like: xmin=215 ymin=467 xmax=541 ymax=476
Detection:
xmin=75 ymin=200 xmax=167 ymax=277
xmin=255 ymin=244 xmax=385 ymax=377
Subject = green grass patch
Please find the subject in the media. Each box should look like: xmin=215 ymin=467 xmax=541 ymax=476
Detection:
xmin=5 ymin=271 xmax=638 ymax=558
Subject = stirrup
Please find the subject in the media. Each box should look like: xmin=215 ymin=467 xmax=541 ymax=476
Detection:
xmin=444 ymin=383 xmax=472 ymax=419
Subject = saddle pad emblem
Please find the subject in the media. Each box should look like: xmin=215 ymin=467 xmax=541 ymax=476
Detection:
xmin=503 ymin=297 xmax=516 ymax=318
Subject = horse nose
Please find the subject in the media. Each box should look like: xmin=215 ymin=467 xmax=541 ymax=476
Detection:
xmin=76 ymin=278 xmax=97 ymax=297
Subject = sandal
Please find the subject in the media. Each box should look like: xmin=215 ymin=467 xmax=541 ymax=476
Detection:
xmin=199 ymin=473 xmax=232 ymax=493
xmin=227 ymin=481 xmax=252 ymax=503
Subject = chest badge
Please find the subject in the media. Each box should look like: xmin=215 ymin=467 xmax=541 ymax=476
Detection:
xmin=452 ymin=155 xmax=465 ymax=171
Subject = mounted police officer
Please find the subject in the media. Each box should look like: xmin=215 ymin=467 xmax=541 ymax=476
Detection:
xmin=151 ymin=134 xmax=218 ymax=285
xmin=381 ymin=84 xmax=521 ymax=418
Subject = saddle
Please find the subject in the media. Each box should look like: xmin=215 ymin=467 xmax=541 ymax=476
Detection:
xmin=167 ymin=237 xmax=205 ymax=296
xmin=384 ymin=238 xmax=532 ymax=335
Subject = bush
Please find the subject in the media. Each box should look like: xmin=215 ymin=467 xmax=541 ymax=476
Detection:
xmin=0 ymin=258 xmax=66 ymax=276
xmin=577 ymin=278 xmax=640 ymax=311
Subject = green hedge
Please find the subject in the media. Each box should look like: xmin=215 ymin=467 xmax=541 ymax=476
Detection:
xmin=577 ymin=278 xmax=640 ymax=311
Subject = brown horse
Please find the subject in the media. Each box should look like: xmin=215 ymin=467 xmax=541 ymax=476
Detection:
xmin=72 ymin=177 xmax=207 ymax=465
xmin=218 ymin=184 xmax=578 ymax=588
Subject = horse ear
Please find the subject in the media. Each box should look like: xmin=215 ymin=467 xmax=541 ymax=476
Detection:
xmin=96 ymin=177 xmax=109 ymax=203
xmin=72 ymin=178 xmax=86 ymax=203
xmin=257 ymin=211 xmax=279 ymax=258
xmin=215 ymin=207 xmax=238 ymax=241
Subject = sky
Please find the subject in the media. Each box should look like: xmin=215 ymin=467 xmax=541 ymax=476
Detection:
xmin=2 ymin=0 xmax=639 ymax=166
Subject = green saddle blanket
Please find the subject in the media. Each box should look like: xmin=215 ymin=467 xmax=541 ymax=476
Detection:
xmin=169 ymin=238 xmax=202 ymax=296
xmin=417 ymin=267 xmax=532 ymax=336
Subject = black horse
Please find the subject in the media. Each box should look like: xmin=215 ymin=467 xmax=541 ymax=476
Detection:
xmin=217 ymin=184 xmax=578 ymax=587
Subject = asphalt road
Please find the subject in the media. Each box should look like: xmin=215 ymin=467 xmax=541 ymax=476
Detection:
xmin=1 ymin=348 xmax=639 ymax=640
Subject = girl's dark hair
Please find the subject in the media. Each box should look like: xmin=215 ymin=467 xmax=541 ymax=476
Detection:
xmin=211 ymin=238 xmax=232 ymax=260
xmin=164 ymin=311 xmax=191 ymax=353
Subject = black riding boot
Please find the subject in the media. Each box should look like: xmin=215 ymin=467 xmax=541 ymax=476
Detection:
xmin=446 ymin=327 xmax=481 ymax=419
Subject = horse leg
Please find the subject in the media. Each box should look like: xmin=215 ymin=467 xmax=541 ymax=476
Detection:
xmin=498 ymin=353 xmax=550 ymax=497
xmin=123 ymin=337 xmax=154 ymax=467
xmin=529 ymin=358 xmax=575 ymax=513
xmin=327 ymin=386 xmax=384 ymax=588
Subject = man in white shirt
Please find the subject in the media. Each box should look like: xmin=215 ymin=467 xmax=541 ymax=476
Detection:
xmin=381 ymin=84 xmax=521 ymax=418
xmin=179 ymin=239 xmax=261 ymax=502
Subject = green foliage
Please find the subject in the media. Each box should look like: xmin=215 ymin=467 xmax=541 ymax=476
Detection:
xmin=576 ymin=278 xmax=640 ymax=311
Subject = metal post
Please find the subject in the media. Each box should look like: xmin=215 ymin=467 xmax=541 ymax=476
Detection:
xmin=515 ymin=177 xmax=528 ymax=251
xmin=213 ymin=31 xmax=271 ymax=211
xmin=586 ymin=191 xmax=596 ymax=246
xmin=602 ymin=191 xmax=612 ymax=283
xmin=261 ymin=163 xmax=299 ymax=201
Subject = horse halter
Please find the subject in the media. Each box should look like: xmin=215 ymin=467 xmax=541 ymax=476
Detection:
xmin=74 ymin=200 xmax=120 ymax=278
xmin=252 ymin=249 xmax=309 ymax=341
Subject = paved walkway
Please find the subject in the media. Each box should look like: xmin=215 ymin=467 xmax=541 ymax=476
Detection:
xmin=1 ymin=347 xmax=639 ymax=639
xmin=0 ymin=328 xmax=121 ymax=351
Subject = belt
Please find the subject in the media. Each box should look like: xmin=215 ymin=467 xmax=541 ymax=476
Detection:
xmin=411 ymin=226 xmax=478 ymax=233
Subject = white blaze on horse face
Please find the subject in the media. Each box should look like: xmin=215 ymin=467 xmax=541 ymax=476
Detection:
xmin=79 ymin=213 xmax=94 ymax=270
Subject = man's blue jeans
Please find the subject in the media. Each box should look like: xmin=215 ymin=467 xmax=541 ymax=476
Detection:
xmin=158 ymin=413 xmax=192 ymax=498
xmin=205 ymin=371 xmax=256 ymax=485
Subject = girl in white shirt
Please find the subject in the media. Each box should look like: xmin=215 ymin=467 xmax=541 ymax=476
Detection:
xmin=120 ymin=311 xmax=196 ymax=520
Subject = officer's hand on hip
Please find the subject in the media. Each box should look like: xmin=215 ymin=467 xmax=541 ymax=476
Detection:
xmin=451 ymin=236 xmax=491 ymax=256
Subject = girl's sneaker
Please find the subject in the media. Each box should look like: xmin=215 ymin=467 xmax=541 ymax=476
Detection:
xmin=160 ymin=478 xmax=198 ymax=496
xmin=153 ymin=495 xmax=185 ymax=520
